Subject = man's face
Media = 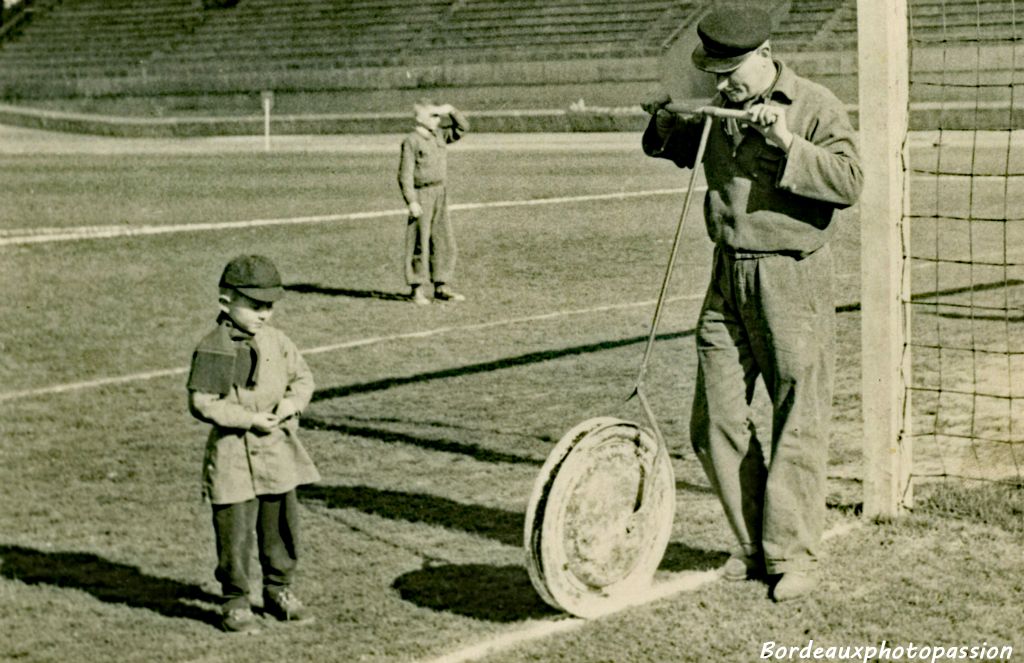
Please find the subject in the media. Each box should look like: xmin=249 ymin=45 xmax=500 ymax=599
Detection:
xmin=714 ymin=49 xmax=773 ymax=104
xmin=415 ymin=104 xmax=442 ymax=130
xmin=222 ymin=290 xmax=274 ymax=334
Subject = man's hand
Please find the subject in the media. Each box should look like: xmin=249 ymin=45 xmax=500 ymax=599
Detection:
xmin=746 ymin=104 xmax=794 ymax=152
xmin=435 ymin=103 xmax=455 ymax=115
xmin=408 ymin=202 xmax=423 ymax=218
xmin=250 ymin=412 xmax=280 ymax=433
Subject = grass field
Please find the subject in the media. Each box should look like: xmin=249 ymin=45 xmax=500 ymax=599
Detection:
xmin=0 ymin=129 xmax=1021 ymax=662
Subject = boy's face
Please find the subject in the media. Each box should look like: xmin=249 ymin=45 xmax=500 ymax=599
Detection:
xmin=415 ymin=104 xmax=442 ymax=131
xmin=220 ymin=290 xmax=274 ymax=334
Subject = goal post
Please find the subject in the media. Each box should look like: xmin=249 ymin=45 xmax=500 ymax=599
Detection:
xmin=857 ymin=0 xmax=913 ymax=518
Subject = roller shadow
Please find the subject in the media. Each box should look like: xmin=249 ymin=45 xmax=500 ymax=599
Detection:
xmin=0 ymin=544 xmax=221 ymax=626
xmin=392 ymin=563 xmax=558 ymax=622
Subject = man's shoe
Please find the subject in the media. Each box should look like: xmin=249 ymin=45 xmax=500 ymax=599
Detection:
xmin=410 ymin=287 xmax=431 ymax=305
xmin=770 ymin=572 xmax=818 ymax=602
xmin=263 ymin=588 xmax=314 ymax=623
xmin=221 ymin=607 xmax=261 ymax=633
xmin=721 ymin=553 xmax=765 ymax=582
xmin=433 ymin=285 xmax=465 ymax=302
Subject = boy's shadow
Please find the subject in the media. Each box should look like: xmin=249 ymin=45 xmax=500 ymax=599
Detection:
xmin=285 ymin=283 xmax=411 ymax=302
xmin=0 ymin=544 xmax=222 ymax=626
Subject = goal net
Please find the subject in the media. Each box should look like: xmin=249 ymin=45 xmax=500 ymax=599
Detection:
xmin=859 ymin=0 xmax=1024 ymax=516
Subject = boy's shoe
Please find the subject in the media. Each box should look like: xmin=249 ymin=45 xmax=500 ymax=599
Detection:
xmin=410 ymin=287 xmax=431 ymax=305
xmin=721 ymin=552 xmax=765 ymax=582
xmin=263 ymin=588 xmax=314 ymax=623
xmin=221 ymin=607 xmax=261 ymax=634
xmin=433 ymin=285 xmax=465 ymax=302
xmin=770 ymin=571 xmax=818 ymax=602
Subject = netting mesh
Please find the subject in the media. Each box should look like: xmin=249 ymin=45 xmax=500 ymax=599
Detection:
xmin=906 ymin=0 xmax=1024 ymax=485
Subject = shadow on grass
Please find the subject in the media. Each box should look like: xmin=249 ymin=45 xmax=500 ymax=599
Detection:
xmin=836 ymin=279 xmax=1023 ymax=314
xmin=301 ymin=484 xmax=524 ymax=546
xmin=312 ymin=329 xmax=696 ymax=402
xmin=659 ymin=542 xmax=729 ymax=573
xmin=392 ymin=548 xmax=726 ymax=621
xmin=0 ymin=544 xmax=221 ymax=626
xmin=302 ymin=417 xmax=543 ymax=466
xmin=286 ymin=283 xmax=412 ymax=302
xmin=302 ymin=478 xmax=723 ymax=549
xmin=392 ymin=563 xmax=558 ymax=622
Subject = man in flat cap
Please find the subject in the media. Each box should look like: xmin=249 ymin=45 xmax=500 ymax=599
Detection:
xmin=642 ymin=5 xmax=863 ymax=601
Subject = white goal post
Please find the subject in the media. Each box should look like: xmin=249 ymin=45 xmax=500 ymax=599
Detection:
xmin=857 ymin=0 xmax=913 ymax=518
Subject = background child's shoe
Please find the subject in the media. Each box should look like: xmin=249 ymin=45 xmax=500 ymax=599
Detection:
xmin=411 ymin=286 xmax=431 ymax=305
xmin=221 ymin=606 xmax=261 ymax=633
xmin=433 ymin=285 xmax=465 ymax=301
xmin=263 ymin=588 xmax=314 ymax=623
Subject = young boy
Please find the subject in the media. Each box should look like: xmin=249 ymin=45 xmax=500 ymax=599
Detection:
xmin=397 ymin=98 xmax=470 ymax=305
xmin=187 ymin=254 xmax=320 ymax=633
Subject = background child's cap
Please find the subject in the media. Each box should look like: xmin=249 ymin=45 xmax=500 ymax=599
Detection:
xmin=219 ymin=254 xmax=285 ymax=302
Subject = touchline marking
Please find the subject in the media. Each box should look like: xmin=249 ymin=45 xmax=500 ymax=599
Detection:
xmin=419 ymin=521 xmax=862 ymax=663
xmin=0 ymin=188 xmax=692 ymax=246
xmin=0 ymin=295 xmax=703 ymax=403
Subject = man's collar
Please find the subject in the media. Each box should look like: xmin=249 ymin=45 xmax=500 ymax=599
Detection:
xmin=767 ymin=60 xmax=796 ymax=103
xmin=414 ymin=125 xmax=433 ymax=138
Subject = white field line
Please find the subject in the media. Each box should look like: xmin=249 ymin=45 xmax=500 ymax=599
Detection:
xmin=0 ymin=188 xmax=692 ymax=246
xmin=0 ymin=171 xmax=974 ymax=247
xmin=0 ymin=295 xmax=703 ymax=404
xmin=420 ymin=521 xmax=863 ymax=663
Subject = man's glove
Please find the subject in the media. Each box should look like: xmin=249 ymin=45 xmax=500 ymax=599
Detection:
xmin=641 ymin=91 xmax=672 ymax=115
xmin=653 ymin=108 xmax=678 ymax=136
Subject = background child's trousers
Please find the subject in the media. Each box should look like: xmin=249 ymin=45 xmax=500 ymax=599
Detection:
xmin=212 ymin=490 xmax=300 ymax=610
xmin=405 ymin=183 xmax=457 ymax=286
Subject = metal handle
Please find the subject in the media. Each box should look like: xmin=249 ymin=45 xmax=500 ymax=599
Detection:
xmin=631 ymin=113 xmax=714 ymax=511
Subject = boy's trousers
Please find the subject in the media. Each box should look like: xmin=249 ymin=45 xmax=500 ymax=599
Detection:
xmin=405 ymin=183 xmax=457 ymax=286
xmin=689 ymin=245 xmax=835 ymax=575
xmin=212 ymin=490 xmax=300 ymax=610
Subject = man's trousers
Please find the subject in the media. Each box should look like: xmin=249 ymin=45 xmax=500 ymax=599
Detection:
xmin=690 ymin=245 xmax=836 ymax=574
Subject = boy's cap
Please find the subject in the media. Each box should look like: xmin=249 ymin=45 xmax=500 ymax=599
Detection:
xmin=692 ymin=6 xmax=772 ymax=73
xmin=219 ymin=254 xmax=285 ymax=302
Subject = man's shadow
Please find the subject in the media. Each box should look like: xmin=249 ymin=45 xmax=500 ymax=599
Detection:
xmin=0 ymin=544 xmax=222 ymax=626
xmin=286 ymin=283 xmax=411 ymax=302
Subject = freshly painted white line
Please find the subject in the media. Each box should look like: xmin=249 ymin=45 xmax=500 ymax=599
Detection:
xmin=0 ymin=188 xmax=693 ymax=246
xmin=0 ymin=295 xmax=703 ymax=403
xmin=420 ymin=522 xmax=862 ymax=663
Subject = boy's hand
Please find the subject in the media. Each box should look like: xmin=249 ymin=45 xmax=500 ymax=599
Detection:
xmin=408 ymin=202 xmax=423 ymax=218
xmin=250 ymin=412 xmax=280 ymax=433
xmin=275 ymin=399 xmax=298 ymax=421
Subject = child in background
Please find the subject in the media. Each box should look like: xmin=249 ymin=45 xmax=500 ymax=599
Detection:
xmin=187 ymin=254 xmax=320 ymax=633
xmin=397 ymin=99 xmax=470 ymax=305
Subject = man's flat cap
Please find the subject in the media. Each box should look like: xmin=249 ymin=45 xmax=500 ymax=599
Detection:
xmin=692 ymin=6 xmax=772 ymax=73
